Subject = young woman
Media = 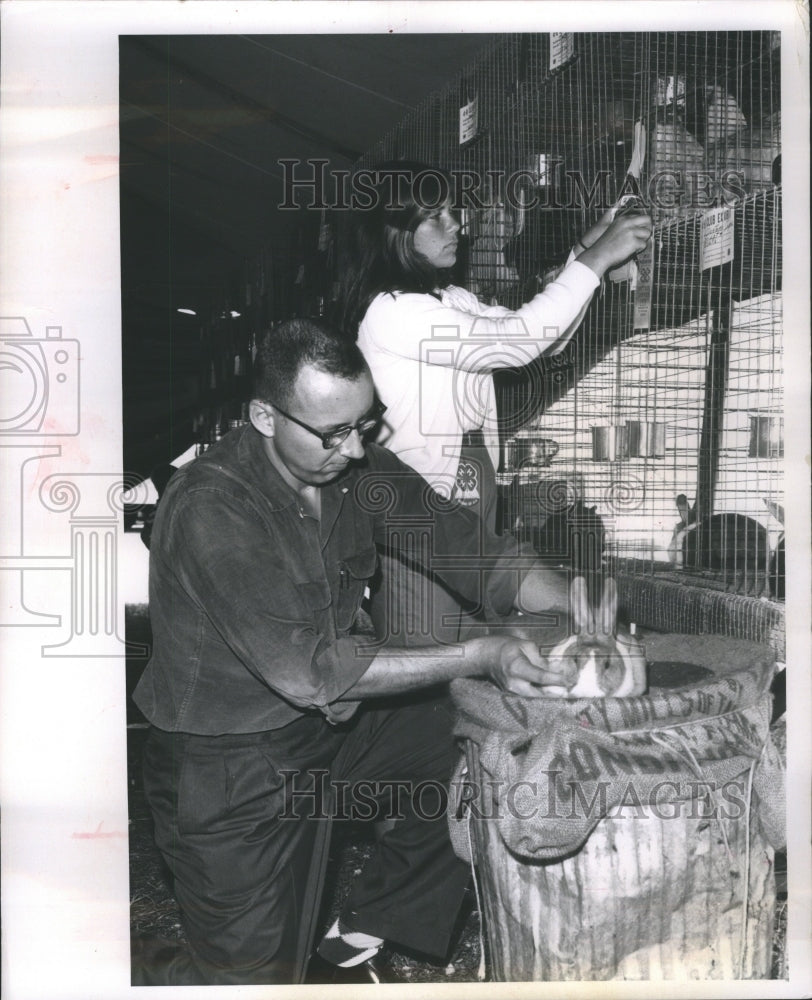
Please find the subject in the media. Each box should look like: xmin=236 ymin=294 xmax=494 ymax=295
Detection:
xmin=335 ymin=160 xmax=652 ymax=648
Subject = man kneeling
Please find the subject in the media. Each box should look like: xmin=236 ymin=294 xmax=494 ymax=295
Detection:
xmin=132 ymin=318 xmax=574 ymax=985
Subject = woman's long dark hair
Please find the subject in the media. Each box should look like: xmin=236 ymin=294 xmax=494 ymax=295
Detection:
xmin=332 ymin=160 xmax=457 ymax=338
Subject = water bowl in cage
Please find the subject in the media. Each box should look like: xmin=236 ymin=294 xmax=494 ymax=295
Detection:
xmin=591 ymin=425 xmax=628 ymax=461
xmin=626 ymin=421 xmax=665 ymax=458
xmin=504 ymin=435 xmax=559 ymax=470
xmin=748 ymin=414 xmax=784 ymax=459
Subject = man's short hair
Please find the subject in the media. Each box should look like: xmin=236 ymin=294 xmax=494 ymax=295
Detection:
xmin=253 ymin=318 xmax=369 ymax=409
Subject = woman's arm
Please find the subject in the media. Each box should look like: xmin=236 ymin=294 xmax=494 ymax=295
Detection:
xmin=575 ymin=213 xmax=652 ymax=279
xmin=572 ymin=208 xmax=616 ymax=258
xmin=361 ymin=273 xmax=598 ymax=374
xmin=361 ymin=212 xmax=651 ymax=374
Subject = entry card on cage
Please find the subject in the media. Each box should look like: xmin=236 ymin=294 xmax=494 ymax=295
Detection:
xmin=550 ymin=33 xmax=574 ymax=70
xmin=459 ymin=96 xmax=478 ymax=145
xmin=633 ymin=239 xmax=655 ymax=330
xmin=700 ymin=207 xmax=735 ymax=270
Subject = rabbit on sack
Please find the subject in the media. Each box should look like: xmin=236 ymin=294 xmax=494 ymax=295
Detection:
xmin=544 ymin=576 xmax=647 ymax=698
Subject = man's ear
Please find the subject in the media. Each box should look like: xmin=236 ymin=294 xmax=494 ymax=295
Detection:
xmin=249 ymin=399 xmax=275 ymax=438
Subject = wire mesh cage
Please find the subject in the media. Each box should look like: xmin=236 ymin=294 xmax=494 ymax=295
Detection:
xmin=355 ymin=31 xmax=783 ymax=601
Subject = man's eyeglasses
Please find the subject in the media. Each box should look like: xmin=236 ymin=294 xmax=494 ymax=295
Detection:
xmin=271 ymin=399 xmax=387 ymax=449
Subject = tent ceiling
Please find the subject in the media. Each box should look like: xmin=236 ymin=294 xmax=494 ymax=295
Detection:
xmin=119 ymin=32 xmax=494 ymax=475
xmin=120 ymin=33 xmax=492 ymax=315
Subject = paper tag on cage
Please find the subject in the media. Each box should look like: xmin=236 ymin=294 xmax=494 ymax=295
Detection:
xmin=633 ymin=240 xmax=655 ymax=330
xmin=459 ymin=97 xmax=479 ymax=145
xmin=608 ymin=260 xmax=634 ymax=283
xmin=700 ymin=207 xmax=734 ymax=270
xmin=550 ymin=33 xmax=574 ymax=70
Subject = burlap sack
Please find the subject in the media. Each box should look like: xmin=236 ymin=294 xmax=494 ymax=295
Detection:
xmin=449 ymin=644 xmax=783 ymax=862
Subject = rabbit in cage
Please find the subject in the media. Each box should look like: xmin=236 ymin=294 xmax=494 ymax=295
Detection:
xmin=667 ymin=494 xmax=769 ymax=595
xmin=527 ymin=498 xmax=607 ymax=608
xmin=703 ymin=84 xmax=748 ymax=147
xmin=769 ymin=534 xmax=785 ymax=601
xmin=763 ymin=499 xmax=785 ymax=601
xmin=543 ymin=576 xmax=647 ymax=698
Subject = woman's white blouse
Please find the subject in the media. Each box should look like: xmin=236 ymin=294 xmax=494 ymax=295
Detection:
xmin=357 ymin=258 xmax=600 ymax=495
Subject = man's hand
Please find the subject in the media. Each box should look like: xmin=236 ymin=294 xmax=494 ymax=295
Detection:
xmin=341 ymin=631 xmax=577 ymax=703
xmin=487 ymin=637 xmax=578 ymax=699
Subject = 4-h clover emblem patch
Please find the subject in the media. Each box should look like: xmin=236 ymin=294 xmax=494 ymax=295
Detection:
xmin=454 ymin=459 xmax=480 ymax=507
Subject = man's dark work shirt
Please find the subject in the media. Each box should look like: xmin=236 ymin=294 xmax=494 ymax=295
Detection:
xmin=134 ymin=425 xmax=528 ymax=735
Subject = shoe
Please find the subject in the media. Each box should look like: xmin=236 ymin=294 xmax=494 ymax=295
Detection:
xmin=304 ymin=951 xmax=399 ymax=984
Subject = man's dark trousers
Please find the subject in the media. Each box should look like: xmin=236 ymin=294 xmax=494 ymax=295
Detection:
xmin=135 ymin=689 xmax=470 ymax=985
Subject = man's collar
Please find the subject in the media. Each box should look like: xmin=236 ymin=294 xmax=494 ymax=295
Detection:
xmin=237 ymin=424 xmax=300 ymax=511
xmin=237 ymin=424 xmax=363 ymax=511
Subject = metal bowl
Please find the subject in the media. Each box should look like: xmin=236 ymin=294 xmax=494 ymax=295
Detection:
xmin=505 ymin=436 xmax=559 ymax=469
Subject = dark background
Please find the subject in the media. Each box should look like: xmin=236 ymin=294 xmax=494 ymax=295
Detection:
xmin=120 ymin=34 xmax=493 ymax=478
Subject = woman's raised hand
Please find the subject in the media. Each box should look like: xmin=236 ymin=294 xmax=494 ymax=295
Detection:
xmin=576 ymin=212 xmax=653 ymax=278
xmin=577 ymin=208 xmax=616 ymax=252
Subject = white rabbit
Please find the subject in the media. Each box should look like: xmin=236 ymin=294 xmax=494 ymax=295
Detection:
xmin=544 ymin=576 xmax=647 ymax=698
